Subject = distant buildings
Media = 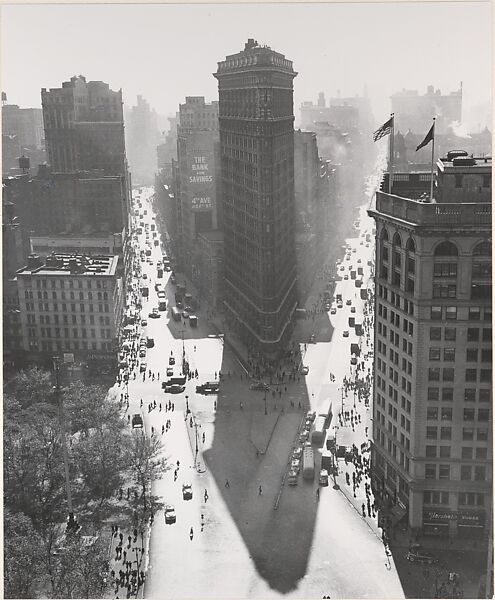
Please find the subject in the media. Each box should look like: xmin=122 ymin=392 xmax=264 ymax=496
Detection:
xmin=368 ymin=151 xmax=492 ymax=540
xmin=16 ymin=253 xmax=124 ymax=372
xmin=391 ymin=85 xmax=462 ymax=135
xmin=2 ymin=93 xmax=46 ymax=175
xmin=294 ymin=130 xmax=339 ymax=300
xmin=214 ymin=39 xmax=298 ymax=356
xmin=42 ymin=75 xmax=127 ymax=175
xmin=125 ymin=94 xmax=160 ymax=185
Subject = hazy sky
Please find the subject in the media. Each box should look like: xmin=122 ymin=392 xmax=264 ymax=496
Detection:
xmin=1 ymin=2 xmax=491 ymax=128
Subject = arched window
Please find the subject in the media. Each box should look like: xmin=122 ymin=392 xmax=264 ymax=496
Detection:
xmin=380 ymin=228 xmax=389 ymax=241
xmin=406 ymin=238 xmax=416 ymax=253
xmin=434 ymin=241 xmax=458 ymax=257
xmin=380 ymin=227 xmax=389 ymax=280
xmin=392 ymin=232 xmax=402 ymax=248
xmin=473 ymin=241 xmax=491 ymax=256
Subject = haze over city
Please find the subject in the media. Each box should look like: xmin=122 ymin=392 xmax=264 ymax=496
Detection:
xmin=1 ymin=1 xmax=492 ymax=128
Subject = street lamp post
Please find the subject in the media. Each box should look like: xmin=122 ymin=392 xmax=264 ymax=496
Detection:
xmin=53 ymin=358 xmax=78 ymax=532
xmin=185 ymin=395 xmax=189 ymax=415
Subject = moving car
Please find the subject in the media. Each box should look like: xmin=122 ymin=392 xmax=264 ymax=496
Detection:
xmin=169 ymin=356 xmax=175 ymax=365
xmin=146 ymin=337 xmax=154 ymax=348
xmin=182 ymin=310 xmax=189 ymax=319
xmin=291 ymin=458 xmax=301 ymax=472
xmin=139 ymin=348 xmax=146 ymax=358
xmin=149 ymin=309 xmax=160 ymax=319
xmin=310 ymin=334 xmax=315 ymax=343
xmin=196 ymin=381 xmax=220 ymax=394
xmin=166 ymin=367 xmax=174 ymax=376
xmin=350 ymin=357 xmax=358 ymax=365
xmin=301 ymin=366 xmax=309 ymax=375
xmin=132 ymin=414 xmax=143 ymax=428
xmin=351 ymin=306 xmax=356 ymax=313
xmin=346 ymin=299 xmax=352 ymax=305
xmin=140 ymin=362 xmax=147 ymax=372
xmin=163 ymin=384 xmax=185 ymax=394
xmin=249 ymin=381 xmax=269 ymax=391
xmin=337 ymin=301 xmax=343 ymax=308
xmin=344 ymin=275 xmax=349 ymax=280
xmin=141 ymin=319 xmax=147 ymax=326
xmin=343 ymin=330 xmax=349 ymax=338
xmin=324 ymin=302 xmax=331 ymax=311
xmin=182 ymin=484 xmax=193 ymax=500
xmin=164 ymin=506 xmax=176 ymax=524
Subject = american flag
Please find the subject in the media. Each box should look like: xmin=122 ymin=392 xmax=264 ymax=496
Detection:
xmin=373 ymin=116 xmax=394 ymax=142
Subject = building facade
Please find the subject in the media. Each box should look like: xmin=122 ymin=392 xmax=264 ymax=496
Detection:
xmin=16 ymin=253 xmax=124 ymax=372
xmin=368 ymin=152 xmax=492 ymax=539
xmin=214 ymin=39 xmax=298 ymax=356
xmin=41 ymin=76 xmax=126 ymax=175
xmin=175 ymin=97 xmax=221 ymax=280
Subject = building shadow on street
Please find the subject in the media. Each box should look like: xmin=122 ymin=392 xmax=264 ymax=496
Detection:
xmin=203 ymin=352 xmax=318 ymax=594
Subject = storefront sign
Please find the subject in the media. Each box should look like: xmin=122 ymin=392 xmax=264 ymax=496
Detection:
xmin=424 ymin=510 xmax=457 ymax=521
xmin=189 ymin=156 xmax=213 ymax=184
xmin=192 ymin=197 xmax=212 ymax=210
xmin=188 ymin=151 xmax=215 ymax=212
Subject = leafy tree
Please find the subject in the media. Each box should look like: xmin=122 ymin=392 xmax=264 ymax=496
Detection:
xmin=74 ymin=423 xmax=130 ymax=507
xmin=44 ymin=532 xmax=111 ymax=598
xmin=4 ymin=509 xmax=45 ymax=598
xmin=4 ymin=404 xmax=67 ymax=527
xmin=7 ymin=366 xmax=54 ymax=408
xmin=127 ymin=430 xmax=169 ymax=522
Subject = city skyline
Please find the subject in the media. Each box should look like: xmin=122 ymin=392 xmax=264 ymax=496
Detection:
xmin=1 ymin=1 xmax=491 ymax=130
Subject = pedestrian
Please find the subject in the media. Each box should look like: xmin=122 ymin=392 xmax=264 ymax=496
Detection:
xmin=316 ymin=488 xmax=320 ymax=500
xmin=225 ymin=479 xmax=230 ymax=488
xmin=259 ymin=485 xmax=262 ymax=495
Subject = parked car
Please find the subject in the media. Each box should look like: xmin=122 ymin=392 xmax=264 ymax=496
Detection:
xmin=132 ymin=414 xmax=143 ymax=428
xmin=139 ymin=348 xmax=146 ymax=358
xmin=164 ymin=384 xmax=185 ymax=394
xmin=330 ymin=307 xmax=337 ymax=314
xmin=164 ymin=506 xmax=176 ymax=524
xmin=337 ymin=301 xmax=343 ymax=308
xmin=306 ymin=411 xmax=316 ymax=422
xmin=301 ymin=366 xmax=309 ymax=375
xmin=140 ymin=362 xmax=147 ymax=373
xmin=166 ymin=367 xmax=174 ymax=376
xmin=196 ymin=382 xmax=220 ymax=394
xmin=293 ymin=446 xmax=303 ymax=459
xmin=319 ymin=469 xmax=329 ymax=486
xmin=406 ymin=545 xmax=438 ymax=565
xmin=291 ymin=458 xmax=301 ymax=472
xmin=149 ymin=309 xmax=160 ymax=319
xmin=182 ymin=484 xmax=193 ymax=500
xmin=182 ymin=311 xmax=189 ymax=319
xmin=141 ymin=319 xmax=147 ymax=326
xmin=299 ymin=430 xmax=309 ymax=443
xmin=169 ymin=356 xmax=175 ymax=365
xmin=287 ymin=469 xmax=299 ymax=486
xmin=350 ymin=357 xmax=358 ymax=365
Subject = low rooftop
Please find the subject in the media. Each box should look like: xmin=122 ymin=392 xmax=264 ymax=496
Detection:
xmin=17 ymin=253 xmax=119 ymax=276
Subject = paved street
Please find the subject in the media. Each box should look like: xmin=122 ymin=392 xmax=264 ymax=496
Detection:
xmin=113 ymin=184 xmax=405 ymax=598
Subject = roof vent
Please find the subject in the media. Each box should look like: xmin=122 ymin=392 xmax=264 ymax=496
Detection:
xmin=26 ymin=253 xmax=43 ymax=270
xmin=446 ymin=150 xmax=468 ymax=162
xmin=452 ymin=156 xmax=476 ymax=167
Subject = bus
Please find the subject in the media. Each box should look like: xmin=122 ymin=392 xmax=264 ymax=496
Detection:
xmin=311 ymin=416 xmax=327 ymax=446
xmin=302 ymin=447 xmax=315 ymax=480
xmin=171 ymin=306 xmax=181 ymax=322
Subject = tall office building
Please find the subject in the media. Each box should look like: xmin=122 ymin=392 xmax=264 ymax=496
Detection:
xmin=368 ymin=151 xmax=492 ymax=539
xmin=41 ymin=75 xmax=126 ymax=175
xmin=214 ymin=39 xmax=298 ymax=356
xmin=174 ymin=96 xmax=220 ymax=279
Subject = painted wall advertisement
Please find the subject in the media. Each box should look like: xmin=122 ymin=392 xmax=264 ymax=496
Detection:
xmin=188 ymin=149 xmax=214 ymax=212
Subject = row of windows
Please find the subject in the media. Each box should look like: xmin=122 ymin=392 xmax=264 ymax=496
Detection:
xmin=426 ymin=426 xmax=489 ymax=441
xmin=429 ymin=367 xmax=492 ymax=384
xmin=376 ymin=285 xmax=415 ymax=315
xmin=30 ymin=339 xmax=113 ymax=352
xmin=28 ymin=302 xmax=111 ymax=314
xmin=32 ymin=278 xmax=108 ymax=290
xmin=426 ymin=407 xmax=489 ymax=421
xmin=28 ymin=290 xmax=109 ymax=301
xmin=27 ymin=313 xmax=111 ymax=326
xmin=425 ymin=463 xmax=487 ymax=481
xmin=427 ymin=387 xmax=491 ymax=403
xmin=374 ymin=429 xmax=411 ymax=472
xmin=35 ymin=327 xmax=113 ymax=339
xmin=425 ymin=445 xmax=488 ymax=459
xmin=424 ymin=491 xmax=486 ymax=506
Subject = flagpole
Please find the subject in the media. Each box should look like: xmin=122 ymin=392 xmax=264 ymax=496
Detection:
xmin=388 ymin=113 xmax=394 ymax=194
xmin=430 ymin=118 xmax=436 ymax=201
